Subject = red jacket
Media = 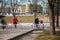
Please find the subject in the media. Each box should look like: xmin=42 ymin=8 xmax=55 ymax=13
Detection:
xmin=13 ymin=18 xmax=18 ymax=24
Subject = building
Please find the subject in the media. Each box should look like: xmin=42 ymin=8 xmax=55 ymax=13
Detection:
xmin=15 ymin=4 xmax=28 ymax=14
xmin=41 ymin=1 xmax=49 ymax=15
xmin=2 ymin=3 xmax=42 ymax=16
xmin=16 ymin=4 xmax=42 ymax=15
xmin=17 ymin=4 xmax=33 ymax=14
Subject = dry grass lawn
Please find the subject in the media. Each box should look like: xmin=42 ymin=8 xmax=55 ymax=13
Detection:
xmin=36 ymin=31 xmax=60 ymax=40
xmin=4 ymin=16 xmax=34 ymax=23
xmin=4 ymin=16 xmax=60 ymax=23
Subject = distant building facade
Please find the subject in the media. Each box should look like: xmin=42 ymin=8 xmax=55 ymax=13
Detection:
xmin=1 ymin=3 xmax=42 ymax=15
xmin=16 ymin=4 xmax=42 ymax=15
xmin=41 ymin=1 xmax=49 ymax=15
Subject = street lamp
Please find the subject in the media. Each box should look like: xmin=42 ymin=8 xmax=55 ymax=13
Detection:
xmin=11 ymin=0 xmax=18 ymax=18
xmin=32 ymin=0 xmax=37 ymax=19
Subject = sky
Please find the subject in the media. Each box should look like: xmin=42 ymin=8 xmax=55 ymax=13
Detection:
xmin=1 ymin=0 xmax=48 ymax=7
xmin=3 ymin=0 xmax=48 ymax=4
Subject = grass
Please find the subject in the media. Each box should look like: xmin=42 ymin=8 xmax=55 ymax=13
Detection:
xmin=4 ymin=16 xmax=60 ymax=23
xmin=36 ymin=31 xmax=60 ymax=40
xmin=4 ymin=16 xmax=50 ymax=23
xmin=4 ymin=16 xmax=34 ymax=23
xmin=4 ymin=16 xmax=13 ymax=23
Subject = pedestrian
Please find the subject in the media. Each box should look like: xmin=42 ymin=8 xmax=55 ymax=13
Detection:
xmin=39 ymin=20 xmax=44 ymax=30
xmin=1 ymin=18 xmax=7 ymax=30
xmin=12 ymin=16 xmax=18 ymax=29
xmin=34 ymin=17 xmax=39 ymax=29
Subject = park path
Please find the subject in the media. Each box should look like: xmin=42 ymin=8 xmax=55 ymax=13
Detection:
xmin=0 ymin=28 xmax=34 ymax=40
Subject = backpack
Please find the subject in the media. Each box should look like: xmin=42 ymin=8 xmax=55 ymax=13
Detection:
xmin=35 ymin=18 xmax=39 ymax=24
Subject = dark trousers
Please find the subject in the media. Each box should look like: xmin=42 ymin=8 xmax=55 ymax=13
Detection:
xmin=2 ymin=25 xmax=6 ymax=29
xmin=35 ymin=24 xmax=39 ymax=29
xmin=14 ymin=24 xmax=17 ymax=28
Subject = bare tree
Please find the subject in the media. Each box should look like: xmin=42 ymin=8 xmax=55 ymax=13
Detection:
xmin=48 ymin=0 xmax=56 ymax=35
xmin=56 ymin=0 xmax=59 ymax=27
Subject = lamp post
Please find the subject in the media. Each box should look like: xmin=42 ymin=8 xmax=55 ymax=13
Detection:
xmin=32 ymin=0 xmax=37 ymax=20
xmin=11 ymin=0 xmax=15 ymax=18
xmin=11 ymin=0 xmax=18 ymax=18
xmin=28 ymin=0 xmax=32 ymax=14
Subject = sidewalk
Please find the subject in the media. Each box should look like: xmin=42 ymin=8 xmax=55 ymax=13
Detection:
xmin=0 ymin=29 xmax=34 ymax=40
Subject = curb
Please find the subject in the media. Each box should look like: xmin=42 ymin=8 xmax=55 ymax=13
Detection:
xmin=8 ymin=29 xmax=34 ymax=40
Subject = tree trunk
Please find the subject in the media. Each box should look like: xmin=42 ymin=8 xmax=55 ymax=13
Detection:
xmin=49 ymin=4 xmax=56 ymax=35
xmin=56 ymin=12 xmax=59 ymax=27
xmin=56 ymin=0 xmax=59 ymax=27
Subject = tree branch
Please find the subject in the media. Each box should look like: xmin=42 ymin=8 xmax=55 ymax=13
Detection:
xmin=52 ymin=0 xmax=56 ymax=5
xmin=48 ymin=0 xmax=52 ymax=5
xmin=48 ymin=0 xmax=56 ymax=6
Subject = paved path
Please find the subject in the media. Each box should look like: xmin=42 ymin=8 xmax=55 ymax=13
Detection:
xmin=15 ymin=31 xmax=43 ymax=40
xmin=0 ymin=23 xmax=60 ymax=40
xmin=0 ymin=29 xmax=34 ymax=40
